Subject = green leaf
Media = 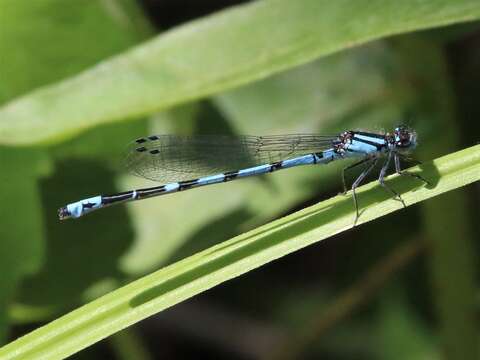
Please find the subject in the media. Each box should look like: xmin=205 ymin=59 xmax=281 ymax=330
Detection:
xmin=0 ymin=0 xmax=150 ymax=102
xmin=1 ymin=0 xmax=479 ymax=145
xmin=0 ymin=147 xmax=48 ymax=340
xmin=1 ymin=145 xmax=478 ymax=359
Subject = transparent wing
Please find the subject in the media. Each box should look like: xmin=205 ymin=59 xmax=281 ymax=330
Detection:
xmin=124 ymin=134 xmax=336 ymax=182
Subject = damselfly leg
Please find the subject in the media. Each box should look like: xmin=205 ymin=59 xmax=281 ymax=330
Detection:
xmin=351 ymin=157 xmax=379 ymax=225
xmin=341 ymin=157 xmax=373 ymax=195
xmin=379 ymin=151 xmax=406 ymax=207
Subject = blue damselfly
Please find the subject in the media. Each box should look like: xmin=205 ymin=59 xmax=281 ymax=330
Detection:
xmin=58 ymin=126 xmax=428 ymax=224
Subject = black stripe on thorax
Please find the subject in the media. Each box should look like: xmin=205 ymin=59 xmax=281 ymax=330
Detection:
xmin=352 ymin=136 xmax=386 ymax=151
xmin=353 ymin=131 xmax=386 ymax=139
xmin=313 ymin=152 xmax=324 ymax=163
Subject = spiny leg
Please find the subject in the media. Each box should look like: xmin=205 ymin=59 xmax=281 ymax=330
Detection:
xmin=351 ymin=157 xmax=379 ymax=225
xmin=341 ymin=157 xmax=373 ymax=195
xmin=395 ymin=154 xmax=430 ymax=185
xmin=379 ymin=151 xmax=405 ymax=207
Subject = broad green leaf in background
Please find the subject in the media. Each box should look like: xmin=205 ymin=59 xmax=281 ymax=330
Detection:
xmin=1 ymin=144 xmax=478 ymax=360
xmin=0 ymin=0 xmax=149 ymax=102
xmin=1 ymin=0 xmax=480 ymax=145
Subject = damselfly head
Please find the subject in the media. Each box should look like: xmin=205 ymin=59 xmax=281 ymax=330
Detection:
xmin=394 ymin=125 xmax=416 ymax=151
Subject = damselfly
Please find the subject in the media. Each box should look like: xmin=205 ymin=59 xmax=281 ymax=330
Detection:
xmin=58 ymin=126 xmax=428 ymax=224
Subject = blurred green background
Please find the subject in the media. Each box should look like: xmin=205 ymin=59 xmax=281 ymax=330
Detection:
xmin=0 ymin=0 xmax=479 ymax=359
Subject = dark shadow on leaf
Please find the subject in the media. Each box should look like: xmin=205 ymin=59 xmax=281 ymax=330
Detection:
xmin=18 ymin=160 xmax=134 ymax=308
xmin=168 ymin=207 xmax=253 ymax=264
